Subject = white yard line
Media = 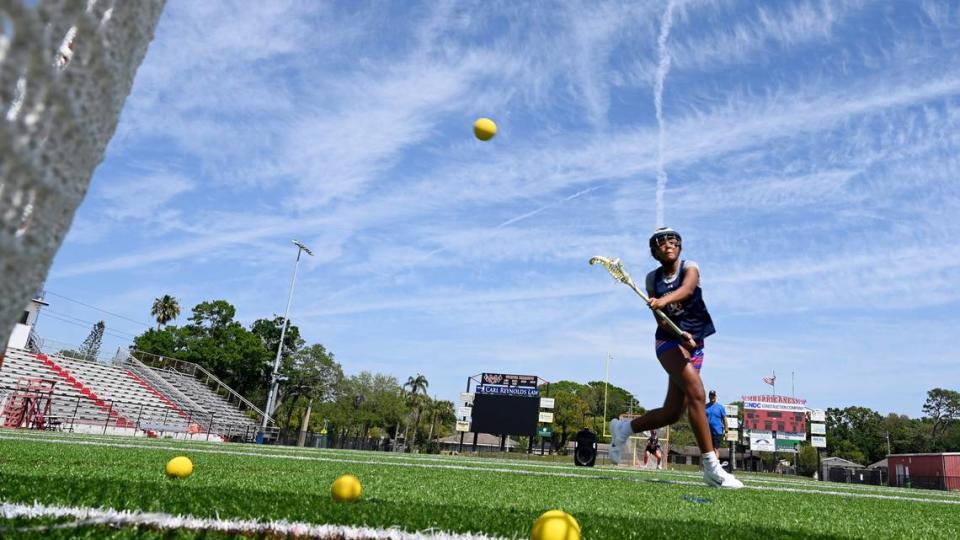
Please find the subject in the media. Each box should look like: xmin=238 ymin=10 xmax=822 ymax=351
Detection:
xmin=0 ymin=501 xmax=509 ymax=539
xmin=2 ymin=432 xmax=958 ymax=505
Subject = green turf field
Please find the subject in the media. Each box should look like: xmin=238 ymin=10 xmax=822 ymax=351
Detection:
xmin=1 ymin=430 xmax=958 ymax=539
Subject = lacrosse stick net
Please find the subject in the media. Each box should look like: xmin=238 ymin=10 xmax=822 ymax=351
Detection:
xmin=0 ymin=0 xmax=165 ymax=348
xmin=589 ymin=255 xmax=684 ymax=338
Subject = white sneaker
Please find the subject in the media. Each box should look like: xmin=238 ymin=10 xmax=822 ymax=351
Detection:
xmin=608 ymin=419 xmax=629 ymax=465
xmin=657 ymin=463 xmax=663 ymax=470
xmin=703 ymin=464 xmax=743 ymax=488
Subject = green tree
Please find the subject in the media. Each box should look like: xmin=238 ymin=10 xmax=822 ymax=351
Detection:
xmin=922 ymin=388 xmax=960 ymax=445
xmin=148 ymin=300 xmax=272 ymax=399
xmin=150 ymin=295 xmax=181 ymax=329
xmin=585 ymin=380 xmax=639 ymax=421
xmin=401 ymin=374 xmax=429 ymax=449
xmin=131 ymin=327 xmax=181 ymax=358
xmin=880 ymin=413 xmax=928 ymax=455
xmin=276 ymin=344 xmax=343 ymax=431
xmin=250 ymin=316 xmax=304 ymax=362
xmin=551 ymin=388 xmax=590 ymax=452
xmin=832 ymin=439 xmax=866 ymax=465
xmin=826 ymin=406 xmax=885 ymax=463
xmin=326 ymin=372 xmax=406 ymax=448
xmin=798 ymin=443 xmax=819 ymax=477
xmin=426 ymin=399 xmax=455 ymax=446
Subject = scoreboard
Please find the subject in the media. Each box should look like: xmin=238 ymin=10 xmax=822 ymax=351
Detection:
xmin=743 ymin=409 xmax=806 ymax=433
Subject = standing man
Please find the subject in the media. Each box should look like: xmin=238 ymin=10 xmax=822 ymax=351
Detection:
xmin=705 ymin=390 xmax=727 ymax=465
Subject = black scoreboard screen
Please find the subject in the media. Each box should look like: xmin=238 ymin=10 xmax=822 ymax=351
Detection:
xmin=471 ymin=393 xmax=539 ymax=436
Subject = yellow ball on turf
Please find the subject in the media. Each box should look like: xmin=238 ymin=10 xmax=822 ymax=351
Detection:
xmin=165 ymin=456 xmax=193 ymax=479
xmin=531 ymin=510 xmax=581 ymax=540
xmin=331 ymin=474 xmax=362 ymax=502
xmin=473 ymin=117 xmax=497 ymax=141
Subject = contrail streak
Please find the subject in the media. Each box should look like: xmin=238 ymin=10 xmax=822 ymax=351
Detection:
xmin=654 ymin=0 xmax=676 ymax=228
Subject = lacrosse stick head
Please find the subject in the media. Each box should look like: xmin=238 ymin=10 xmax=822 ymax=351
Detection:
xmin=589 ymin=255 xmax=631 ymax=283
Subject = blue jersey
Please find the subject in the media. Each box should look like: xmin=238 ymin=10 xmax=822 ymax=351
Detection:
xmin=645 ymin=260 xmax=716 ymax=341
xmin=705 ymin=402 xmax=726 ymax=436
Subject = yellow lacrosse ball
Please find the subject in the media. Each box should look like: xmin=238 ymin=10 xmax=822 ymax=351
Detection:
xmin=331 ymin=474 xmax=362 ymax=502
xmin=531 ymin=509 xmax=581 ymax=540
xmin=473 ymin=117 xmax=497 ymax=141
xmin=164 ymin=456 xmax=193 ymax=479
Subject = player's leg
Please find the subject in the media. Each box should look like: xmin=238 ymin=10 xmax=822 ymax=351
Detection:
xmin=657 ymin=346 xmax=712 ymax=452
xmin=655 ymin=448 xmax=663 ymax=469
xmin=609 ymin=371 xmax=684 ymax=465
xmin=661 ymin=344 xmax=742 ymax=488
xmin=628 ymin=380 xmax=685 ymax=434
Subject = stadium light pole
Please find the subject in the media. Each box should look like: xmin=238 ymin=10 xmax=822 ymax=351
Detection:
xmin=261 ymin=240 xmax=314 ymax=434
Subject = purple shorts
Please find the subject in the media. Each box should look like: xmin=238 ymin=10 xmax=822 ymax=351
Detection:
xmin=655 ymin=338 xmax=705 ymax=371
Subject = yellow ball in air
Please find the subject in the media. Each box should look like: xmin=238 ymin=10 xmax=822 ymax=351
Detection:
xmin=331 ymin=474 xmax=362 ymax=502
xmin=531 ymin=509 xmax=581 ymax=540
xmin=473 ymin=117 xmax=497 ymax=141
xmin=165 ymin=456 xmax=193 ymax=479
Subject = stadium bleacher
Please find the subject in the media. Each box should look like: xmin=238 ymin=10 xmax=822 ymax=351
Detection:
xmin=0 ymin=347 xmax=260 ymax=440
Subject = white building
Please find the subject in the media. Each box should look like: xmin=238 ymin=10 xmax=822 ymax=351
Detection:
xmin=6 ymin=292 xmax=48 ymax=351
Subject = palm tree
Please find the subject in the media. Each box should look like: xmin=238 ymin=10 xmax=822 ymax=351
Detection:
xmin=426 ymin=398 xmax=452 ymax=444
xmin=401 ymin=374 xmax=428 ymax=450
xmin=150 ymin=294 xmax=181 ymax=329
xmin=405 ymin=373 xmax=429 ymax=396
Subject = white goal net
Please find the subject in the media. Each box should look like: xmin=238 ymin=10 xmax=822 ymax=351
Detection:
xmin=0 ymin=0 xmax=164 ymax=348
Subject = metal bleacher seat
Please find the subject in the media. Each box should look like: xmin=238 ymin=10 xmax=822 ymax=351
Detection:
xmin=151 ymin=369 xmax=257 ymax=429
xmin=0 ymin=348 xmax=187 ymax=432
xmin=3 ymin=347 xmax=261 ymax=439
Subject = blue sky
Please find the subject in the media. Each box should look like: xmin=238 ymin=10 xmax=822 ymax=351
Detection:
xmin=38 ymin=0 xmax=960 ymax=417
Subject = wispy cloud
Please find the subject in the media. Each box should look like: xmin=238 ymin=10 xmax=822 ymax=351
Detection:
xmin=42 ymin=1 xmax=960 ymax=416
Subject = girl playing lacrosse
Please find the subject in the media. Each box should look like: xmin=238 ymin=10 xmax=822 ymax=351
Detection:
xmin=642 ymin=429 xmax=663 ymax=470
xmin=608 ymin=227 xmax=742 ymax=488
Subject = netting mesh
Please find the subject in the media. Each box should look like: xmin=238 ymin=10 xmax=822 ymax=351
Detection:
xmin=0 ymin=0 xmax=164 ymax=348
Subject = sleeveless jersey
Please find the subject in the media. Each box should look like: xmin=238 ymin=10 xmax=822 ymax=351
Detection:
xmin=645 ymin=260 xmax=716 ymax=341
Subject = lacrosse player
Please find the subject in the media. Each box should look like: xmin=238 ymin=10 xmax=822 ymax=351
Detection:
xmin=608 ymin=228 xmax=742 ymax=488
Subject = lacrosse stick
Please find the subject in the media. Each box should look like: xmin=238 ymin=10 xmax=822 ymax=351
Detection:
xmin=589 ymin=256 xmax=685 ymax=339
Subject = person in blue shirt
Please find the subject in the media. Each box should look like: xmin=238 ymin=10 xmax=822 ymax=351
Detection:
xmin=705 ymin=390 xmax=728 ymax=461
xmin=607 ymin=228 xmax=742 ymax=489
